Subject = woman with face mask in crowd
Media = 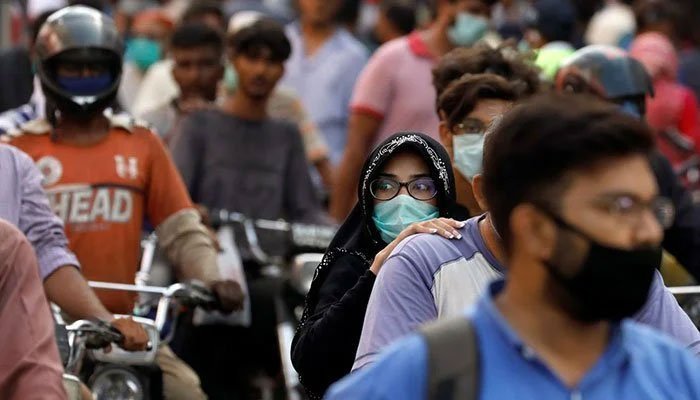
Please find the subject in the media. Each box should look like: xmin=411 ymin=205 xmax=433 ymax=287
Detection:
xmin=291 ymin=132 xmax=463 ymax=398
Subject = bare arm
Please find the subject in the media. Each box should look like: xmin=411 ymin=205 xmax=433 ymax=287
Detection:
xmin=44 ymin=266 xmax=112 ymax=320
xmin=330 ymin=113 xmax=382 ymax=221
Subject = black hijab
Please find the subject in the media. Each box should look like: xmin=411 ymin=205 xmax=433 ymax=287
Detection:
xmin=300 ymin=132 xmax=459 ymax=325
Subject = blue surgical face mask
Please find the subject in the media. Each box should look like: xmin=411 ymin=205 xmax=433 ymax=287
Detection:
xmin=372 ymin=195 xmax=440 ymax=244
xmin=452 ymin=133 xmax=485 ymax=181
xmin=447 ymin=12 xmax=489 ymax=47
xmin=125 ymin=37 xmax=162 ymax=71
xmin=223 ymin=63 xmax=238 ymax=92
xmin=57 ymin=74 xmax=113 ymax=96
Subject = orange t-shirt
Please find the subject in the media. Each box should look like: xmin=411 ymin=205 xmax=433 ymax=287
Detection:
xmin=8 ymin=118 xmax=193 ymax=314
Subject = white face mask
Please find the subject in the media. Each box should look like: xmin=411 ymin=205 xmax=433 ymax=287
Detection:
xmin=452 ymin=133 xmax=485 ymax=181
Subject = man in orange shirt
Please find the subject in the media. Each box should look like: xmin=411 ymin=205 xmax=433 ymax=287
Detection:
xmin=7 ymin=7 xmax=243 ymax=400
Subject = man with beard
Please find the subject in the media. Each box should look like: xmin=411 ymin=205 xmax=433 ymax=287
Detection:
xmin=327 ymin=93 xmax=700 ymax=400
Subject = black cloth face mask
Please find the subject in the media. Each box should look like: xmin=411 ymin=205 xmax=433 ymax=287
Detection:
xmin=539 ymin=208 xmax=662 ymax=323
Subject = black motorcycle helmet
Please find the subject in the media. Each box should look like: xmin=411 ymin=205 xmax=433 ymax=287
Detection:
xmin=555 ymin=45 xmax=654 ymax=116
xmin=34 ymin=6 xmax=124 ymax=118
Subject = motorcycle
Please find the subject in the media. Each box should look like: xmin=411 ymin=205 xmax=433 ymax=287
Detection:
xmin=57 ymin=281 xmax=218 ymax=400
xmin=132 ymin=211 xmax=335 ymax=400
xmin=208 ymin=210 xmax=335 ymax=400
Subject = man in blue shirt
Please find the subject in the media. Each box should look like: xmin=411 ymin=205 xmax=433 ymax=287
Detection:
xmin=327 ymin=93 xmax=700 ymax=399
xmin=280 ymin=0 xmax=368 ymax=164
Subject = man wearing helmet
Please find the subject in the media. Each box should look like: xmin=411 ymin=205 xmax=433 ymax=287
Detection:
xmin=555 ymin=45 xmax=700 ymax=283
xmin=6 ymin=6 xmax=243 ymax=400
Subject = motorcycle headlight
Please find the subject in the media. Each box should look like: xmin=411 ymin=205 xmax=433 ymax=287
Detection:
xmin=90 ymin=367 xmax=144 ymax=400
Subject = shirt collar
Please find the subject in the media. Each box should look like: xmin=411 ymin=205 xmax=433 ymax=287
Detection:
xmin=407 ymin=31 xmax=435 ymax=60
xmin=13 ymin=110 xmax=140 ymax=136
xmin=472 ymin=280 xmax=630 ymax=372
xmin=468 ymin=214 xmax=506 ymax=273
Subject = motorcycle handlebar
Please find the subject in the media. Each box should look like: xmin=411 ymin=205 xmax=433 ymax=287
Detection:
xmin=207 ymin=208 xmax=337 ymax=264
xmin=66 ymin=319 xmax=125 ymax=349
xmin=88 ymin=281 xmax=220 ymax=332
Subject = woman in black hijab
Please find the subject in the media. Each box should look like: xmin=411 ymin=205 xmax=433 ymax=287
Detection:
xmin=291 ymin=132 xmax=466 ymax=398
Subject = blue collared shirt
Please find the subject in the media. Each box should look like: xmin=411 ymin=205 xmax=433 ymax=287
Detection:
xmin=327 ymin=280 xmax=700 ymax=400
xmin=281 ymin=23 xmax=368 ymax=164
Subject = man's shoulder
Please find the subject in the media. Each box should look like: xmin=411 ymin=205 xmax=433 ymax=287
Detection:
xmin=364 ymin=36 xmax=411 ymax=67
xmin=621 ymin=320 xmax=700 ymax=383
xmin=390 ymin=227 xmax=479 ymax=271
xmin=623 ymin=321 xmax=699 ymax=358
xmin=335 ymin=29 xmax=369 ymax=60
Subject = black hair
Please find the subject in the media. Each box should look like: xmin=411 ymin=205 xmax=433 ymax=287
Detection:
xmin=380 ymin=0 xmax=416 ymax=35
xmin=438 ymin=73 xmax=520 ymax=129
xmin=228 ymin=18 xmax=291 ymax=62
xmin=634 ymin=0 xmax=681 ymax=35
xmin=482 ymin=93 xmax=655 ymax=251
xmin=527 ymin=0 xmax=577 ymax=43
xmin=337 ymin=0 xmax=362 ymax=28
xmin=171 ymin=23 xmax=224 ymax=55
xmin=182 ymin=1 xmax=225 ymax=25
xmin=432 ymin=43 xmax=541 ymax=100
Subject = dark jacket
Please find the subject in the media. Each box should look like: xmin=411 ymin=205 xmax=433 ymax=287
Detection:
xmin=291 ymin=132 xmax=460 ymax=398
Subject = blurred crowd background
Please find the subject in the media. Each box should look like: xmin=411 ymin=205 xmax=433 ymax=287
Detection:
xmin=2 ymin=0 xmax=700 ymax=209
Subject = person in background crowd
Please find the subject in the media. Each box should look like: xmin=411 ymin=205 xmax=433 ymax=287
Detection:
xmin=617 ymin=0 xmax=679 ymax=50
xmin=131 ymin=0 xmax=226 ymax=118
xmin=0 ymin=10 xmax=50 ymax=113
xmin=171 ymin=17 xmax=326 ymax=225
xmin=584 ymin=0 xmax=635 ymax=47
xmin=226 ymin=11 xmax=335 ymax=192
xmin=0 ymin=220 xmax=67 ymax=400
xmin=292 ymin=132 xmax=463 ymax=398
xmin=372 ymin=0 xmax=417 ymax=46
xmin=140 ymin=23 xmax=224 ymax=138
xmin=522 ymin=0 xmax=576 ymax=80
xmin=337 ymin=0 xmax=363 ymax=34
xmin=556 ymin=45 xmax=700 ymax=281
xmin=490 ymin=0 xmax=533 ymax=41
xmin=328 ymin=93 xmax=700 ymax=400
xmin=7 ymin=7 xmax=244 ymax=399
xmin=119 ymin=8 xmax=174 ymax=113
xmin=431 ymin=44 xmax=541 ymax=217
xmin=331 ymin=0 xmax=496 ymax=221
xmin=0 ymin=10 xmax=55 ymax=120
xmin=281 ymin=0 xmax=368 ymax=165
xmin=629 ymin=32 xmax=700 ymax=167
xmin=170 ymin=18 xmax=327 ymax=397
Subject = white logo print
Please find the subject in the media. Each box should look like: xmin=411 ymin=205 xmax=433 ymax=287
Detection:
xmin=36 ymin=156 xmax=63 ymax=186
xmin=114 ymin=155 xmax=139 ymax=179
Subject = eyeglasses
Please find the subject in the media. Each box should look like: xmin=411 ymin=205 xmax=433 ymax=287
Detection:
xmin=592 ymin=195 xmax=675 ymax=229
xmin=370 ymin=177 xmax=438 ymax=201
xmin=453 ymin=118 xmax=486 ymax=136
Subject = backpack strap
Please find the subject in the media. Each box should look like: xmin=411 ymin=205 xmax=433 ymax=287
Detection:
xmin=420 ymin=317 xmax=480 ymax=400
